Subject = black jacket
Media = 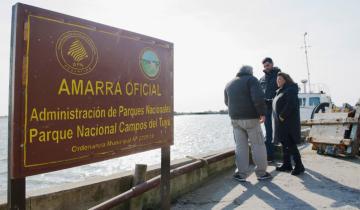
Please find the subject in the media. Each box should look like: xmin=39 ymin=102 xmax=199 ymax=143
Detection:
xmin=272 ymin=83 xmax=301 ymax=144
xmin=224 ymin=72 xmax=266 ymax=119
xmin=259 ymin=67 xmax=281 ymax=108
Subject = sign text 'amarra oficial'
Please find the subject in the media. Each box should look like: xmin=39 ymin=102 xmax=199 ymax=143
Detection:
xmin=9 ymin=4 xmax=173 ymax=178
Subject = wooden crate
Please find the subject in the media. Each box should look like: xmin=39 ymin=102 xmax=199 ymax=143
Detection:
xmin=303 ymin=107 xmax=360 ymax=157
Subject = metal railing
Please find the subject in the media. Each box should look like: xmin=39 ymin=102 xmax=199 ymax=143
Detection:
xmin=88 ymin=149 xmax=235 ymax=210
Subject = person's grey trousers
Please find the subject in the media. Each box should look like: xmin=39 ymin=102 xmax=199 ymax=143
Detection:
xmin=231 ymin=119 xmax=268 ymax=178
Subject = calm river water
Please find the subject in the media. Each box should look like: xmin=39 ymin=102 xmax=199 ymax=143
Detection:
xmin=0 ymin=114 xmax=240 ymax=198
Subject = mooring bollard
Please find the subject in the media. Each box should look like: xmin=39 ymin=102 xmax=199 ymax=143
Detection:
xmin=130 ymin=164 xmax=147 ymax=210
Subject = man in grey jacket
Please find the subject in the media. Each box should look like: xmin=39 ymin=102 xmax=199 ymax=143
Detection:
xmin=224 ymin=65 xmax=272 ymax=181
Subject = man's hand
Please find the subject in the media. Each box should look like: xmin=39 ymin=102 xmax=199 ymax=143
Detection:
xmin=259 ymin=115 xmax=265 ymax=123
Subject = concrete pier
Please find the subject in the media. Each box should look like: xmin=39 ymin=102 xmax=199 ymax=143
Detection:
xmin=1 ymin=144 xmax=359 ymax=209
xmin=172 ymin=144 xmax=360 ymax=210
xmin=0 ymin=149 xmax=236 ymax=210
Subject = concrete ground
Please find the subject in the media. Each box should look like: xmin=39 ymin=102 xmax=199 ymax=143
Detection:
xmin=172 ymin=144 xmax=360 ymax=210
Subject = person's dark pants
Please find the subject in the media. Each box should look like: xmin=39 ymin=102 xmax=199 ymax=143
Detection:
xmin=264 ymin=109 xmax=274 ymax=160
xmin=281 ymin=136 xmax=303 ymax=168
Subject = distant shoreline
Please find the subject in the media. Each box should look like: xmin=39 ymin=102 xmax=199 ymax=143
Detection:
xmin=0 ymin=111 xmax=229 ymax=118
xmin=175 ymin=111 xmax=228 ymax=116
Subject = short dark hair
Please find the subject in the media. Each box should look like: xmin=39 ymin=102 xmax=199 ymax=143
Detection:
xmin=262 ymin=57 xmax=273 ymax=64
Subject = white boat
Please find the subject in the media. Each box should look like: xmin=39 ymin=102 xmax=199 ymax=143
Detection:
xmin=298 ymin=33 xmax=333 ymax=121
xmin=298 ymin=91 xmax=332 ymax=121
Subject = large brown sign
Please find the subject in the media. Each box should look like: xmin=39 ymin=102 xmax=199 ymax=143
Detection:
xmin=9 ymin=3 xmax=173 ymax=178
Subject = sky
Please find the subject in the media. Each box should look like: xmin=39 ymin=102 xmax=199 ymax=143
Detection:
xmin=0 ymin=0 xmax=360 ymax=116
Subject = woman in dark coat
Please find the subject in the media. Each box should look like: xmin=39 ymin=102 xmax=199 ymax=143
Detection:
xmin=272 ymin=72 xmax=305 ymax=175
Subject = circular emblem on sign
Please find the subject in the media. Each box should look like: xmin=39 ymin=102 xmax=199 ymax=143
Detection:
xmin=56 ymin=31 xmax=98 ymax=75
xmin=139 ymin=48 xmax=160 ymax=80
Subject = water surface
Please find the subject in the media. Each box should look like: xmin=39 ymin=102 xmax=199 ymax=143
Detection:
xmin=0 ymin=114 xmax=236 ymax=198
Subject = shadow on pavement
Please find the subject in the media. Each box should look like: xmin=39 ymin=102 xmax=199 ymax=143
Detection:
xmin=299 ymin=168 xmax=360 ymax=209
xmin=220 ymin=170 xmax=316 ymax=210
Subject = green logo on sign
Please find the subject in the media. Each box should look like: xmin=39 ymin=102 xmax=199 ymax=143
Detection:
xmin=140 ymin=49 xmax=160 ymax=79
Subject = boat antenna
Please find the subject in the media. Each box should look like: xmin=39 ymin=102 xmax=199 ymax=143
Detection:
xmin=302 ymin=32 xmax=311 ymax=93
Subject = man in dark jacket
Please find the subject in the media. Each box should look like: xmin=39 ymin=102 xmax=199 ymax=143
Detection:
xmin=259 ymin=57 xmax=281 ymax=162
xmin=225 ymin=65 xmax=272 ymax=182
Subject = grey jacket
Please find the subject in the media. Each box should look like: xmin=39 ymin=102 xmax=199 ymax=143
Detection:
xmin=224 ymin=71 xmax=266 ymax=119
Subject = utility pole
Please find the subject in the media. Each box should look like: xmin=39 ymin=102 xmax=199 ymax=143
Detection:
xmin=303 ymin=32 xmax=311 ymax=93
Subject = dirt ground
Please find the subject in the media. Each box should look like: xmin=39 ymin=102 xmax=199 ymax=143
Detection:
xmin=172 ymin=144 xmax=360 ymax=210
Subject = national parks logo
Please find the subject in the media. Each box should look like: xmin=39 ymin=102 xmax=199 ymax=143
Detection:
xmin=56 ymin=31 xmax=98 ymax=75
xmin=139 ymin=48 xmax=160 ymax=80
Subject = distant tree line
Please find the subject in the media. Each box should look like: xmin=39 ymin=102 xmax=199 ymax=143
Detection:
xmin=174 ymin=109 xmax=228 ymax=115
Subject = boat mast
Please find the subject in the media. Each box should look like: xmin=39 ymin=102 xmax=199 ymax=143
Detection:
xmin=303 ymin=32 xmax=311 ymax=93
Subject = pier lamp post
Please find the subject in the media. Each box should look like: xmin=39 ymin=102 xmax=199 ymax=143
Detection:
xmin=301 ymin=79 xmax=308 ymax=94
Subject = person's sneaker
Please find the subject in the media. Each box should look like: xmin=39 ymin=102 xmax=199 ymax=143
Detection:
xmin=276 ymin=164 xmax=293 ymax=172
xmin=233 ymin=173 xmax=246 ymax=182
xmin=257 ymin=172 xmax=272 ymax=181
xmin=291 ymin=165 xmax=305 ymax=176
